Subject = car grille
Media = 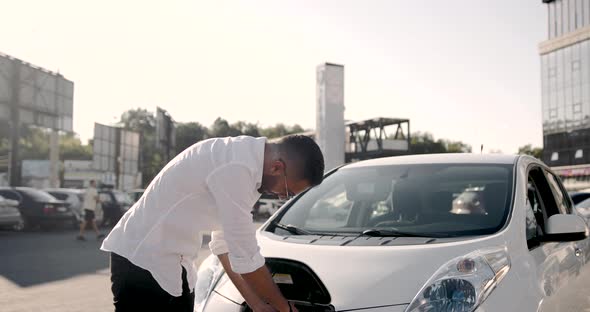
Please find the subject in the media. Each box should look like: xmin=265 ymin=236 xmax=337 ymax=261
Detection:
xmin=242 ymin=302 xmax=334 ymax=312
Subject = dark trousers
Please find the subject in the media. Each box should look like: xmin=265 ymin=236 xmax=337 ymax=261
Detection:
xmin=110 ymin=253 xmax=194 ymax=312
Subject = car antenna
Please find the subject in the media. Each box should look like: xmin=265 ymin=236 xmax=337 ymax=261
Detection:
xmin=480 ymin=144 xmax=484 ymax=154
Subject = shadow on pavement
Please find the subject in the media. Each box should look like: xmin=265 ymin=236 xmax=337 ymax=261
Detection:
xmin=0 ymin=220 xmax=259 ymax=287
xmin=0 ymin=229 xmax=110 ymax=287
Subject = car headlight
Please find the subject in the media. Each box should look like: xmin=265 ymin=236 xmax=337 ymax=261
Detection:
xmin=195 ymin=255 xmax=224 ymax=312
xmin=406 ymin=247 xmax=510 ymax=312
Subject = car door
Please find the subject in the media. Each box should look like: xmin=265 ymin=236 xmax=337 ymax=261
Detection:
xmin=544 ymin=170 xmax=590 ymax=310
xmin=526 ymin=166 xmax=582 ymax=312
xmin=0 ymin=190 xmax=24 ymax=215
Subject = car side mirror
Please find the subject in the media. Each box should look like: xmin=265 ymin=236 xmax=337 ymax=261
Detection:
xmin=544 ymin=214 xmax=588 ymax=242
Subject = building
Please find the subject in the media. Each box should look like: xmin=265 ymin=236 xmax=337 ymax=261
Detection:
xmin=540 ymin=0 xmax=590 ymax=189
xmin=316 ymin=63 xmax=346 ymax=171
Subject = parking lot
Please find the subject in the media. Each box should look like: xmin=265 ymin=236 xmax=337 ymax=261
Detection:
xmin=0 ymin=228 xmax=213 ymax=312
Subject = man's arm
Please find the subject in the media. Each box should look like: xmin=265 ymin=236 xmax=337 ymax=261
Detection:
xmin=207 ymin=164 xmax=291 ymax=312
xmin=216 ymin=253 xmax=274 ymax=312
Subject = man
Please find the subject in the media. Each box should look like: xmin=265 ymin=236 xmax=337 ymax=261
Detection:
xmin=77 ymin=180 xmax=105 ymax=241
xmin=101 ymin=135 xmax=325 ymax=311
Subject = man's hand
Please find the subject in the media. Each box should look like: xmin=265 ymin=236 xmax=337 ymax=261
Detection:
xmin=251 ymin=302 xmax=277 ymax=312
xmin=241 ymin=266 xmax=292 ymax=311
xmin=288 ymin=302 xmax=299 ymax=312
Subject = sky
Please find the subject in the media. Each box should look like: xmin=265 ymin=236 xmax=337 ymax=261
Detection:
xmin=0 ymin=0 xmax=547 ymax=154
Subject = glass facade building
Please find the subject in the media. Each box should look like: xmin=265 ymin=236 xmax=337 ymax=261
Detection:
xmin=541 ymin=0 xmax=590 ymax=167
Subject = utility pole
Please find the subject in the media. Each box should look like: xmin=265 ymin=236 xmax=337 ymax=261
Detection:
xmin=49 ymin=76 xmax=61 ymax=188
xmin=8 ymin=58 xmax=20 ymax=186
xmin=115 ymin=128 xmax=122 ymax=190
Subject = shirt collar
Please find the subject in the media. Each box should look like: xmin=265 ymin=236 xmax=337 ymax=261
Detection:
xmin=254 ymin=137 xmax=267 ymax=193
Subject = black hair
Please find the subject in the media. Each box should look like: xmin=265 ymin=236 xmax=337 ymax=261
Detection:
xmin=277 ymin=135 xmax=325 ymax=186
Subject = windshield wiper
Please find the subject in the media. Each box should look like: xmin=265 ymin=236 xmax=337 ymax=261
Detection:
xmin=360 ymin=228 xmax=452 ymax=238
xmin=273 ymin=223 xmax=314 ymax=235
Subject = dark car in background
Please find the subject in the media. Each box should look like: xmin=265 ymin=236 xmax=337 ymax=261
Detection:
xmin=0 ymin=194 xmax=23 ymax=231
xmin=127 ymin=189 xmax=145 ymax=204
xmin=0 ymin=187 xmax=74 ymax=230
xmin=569 ymin=191 xmax=590 ymax=205
xmin=99 ymin=189 xmax=133 ymax=227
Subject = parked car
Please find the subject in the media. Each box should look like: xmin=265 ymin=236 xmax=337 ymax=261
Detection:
xmin=127 ymin=189 xmax=145 ymax=203
xmin=0 ymin=187 xmax=74 ymax=230
xmin=254 ymin=194 xmax=285 ymax=219
xmin=575 ymin=197 xmax=590 ymax=220
xmin=195 ymin=154 xmax=590 ymax=312
xmin=45 ymin=188 xmax=85 ymax=222
xmin=0 ymin=194 xmax=23 ymax=231
xmin=99 ymin=189 xmax=133 ymax=227
xmin=568 ymin=191 xmax=590 ymax=205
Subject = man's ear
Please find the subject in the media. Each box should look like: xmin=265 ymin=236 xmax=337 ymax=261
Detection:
xmin=269 ymin=160 xmax=285 ymax=176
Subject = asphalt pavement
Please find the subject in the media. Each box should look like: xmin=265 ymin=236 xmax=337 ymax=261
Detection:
xmin=0 ymin=228 xmax=213 ymax=312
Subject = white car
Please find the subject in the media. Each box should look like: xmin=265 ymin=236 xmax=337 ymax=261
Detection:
xmin=195 ymin=154 xmax=590 ymax=312
xmin=256 ymin=194 xmax=285 ymax=218
xmin=0 ymin=194 xmax=22 ymax=230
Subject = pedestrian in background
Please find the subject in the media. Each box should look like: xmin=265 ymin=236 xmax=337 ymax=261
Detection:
xmin=77 ymin=180 xmax=105 ymax=241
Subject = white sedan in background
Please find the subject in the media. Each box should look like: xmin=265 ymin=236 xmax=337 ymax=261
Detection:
xmin=195 ymin=154 xmax=590 ymax=312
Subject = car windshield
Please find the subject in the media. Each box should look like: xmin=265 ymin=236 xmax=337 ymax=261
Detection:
xmin=273 ymin=163 xmax=514 ymax=237
xmin=113 ymin=191 xmax=133 ymax=205
xmin=17 ymin=188 xmax=58 ymax=202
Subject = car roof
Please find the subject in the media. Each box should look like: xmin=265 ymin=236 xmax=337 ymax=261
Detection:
xmin=44 ymin=188 xmax=84 ymax=194
xmin=344 ymin=153 xmax=519 ymax=169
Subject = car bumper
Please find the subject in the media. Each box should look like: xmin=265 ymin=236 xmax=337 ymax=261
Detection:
xmin=32 ymin=213 xmax=75 ymax=223
xmin=0 ymin=215 xmax=23 ymax=226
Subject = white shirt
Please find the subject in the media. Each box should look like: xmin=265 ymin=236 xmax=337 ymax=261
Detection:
xmin=82 ymin=187 xmax=98 ymax=211
xmin=101 ymin=136 xmax=266 ymax=297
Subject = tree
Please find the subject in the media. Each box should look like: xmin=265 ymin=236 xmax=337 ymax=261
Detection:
xmin=18 ymin=126 xmax=50 ymax=160
xmin=175 ymin=122 xmax=209 ymax=153
xmin=260 ymin=123 xmax=306 ymax=139
xmin=210 ymin=118 xmax=241 ymax=137
xmin=231 ymin=121 xmax=261 ymax=137
xmin=410 ymin=132 xmax=447 ymax=154
xmin=59 ymin=133 xmax=93 ymax=160
xmin=119 ymin=108 xmax=156 ymax=134
xmin=0 ymin=121 xmax=10 ymax=155
xmin=410 ymin=132 xmax=472 ymax=154
xmin=444 ymin=140 xmax=472 ymax=153
xmin=118 ymin=108 xmax=161 ymax=186
xmin=518 ymin=144 xmax=543 ymax=159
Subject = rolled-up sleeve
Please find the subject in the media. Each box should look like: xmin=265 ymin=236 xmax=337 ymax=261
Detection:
xmin=206 ymin=164 xmax=265 ymax=274
xmin=209 ymin=231 xmax=229 ymax=255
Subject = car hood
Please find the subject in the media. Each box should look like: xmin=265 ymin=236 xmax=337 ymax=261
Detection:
xmin=214 ymin=230 xmax=509 ymax=310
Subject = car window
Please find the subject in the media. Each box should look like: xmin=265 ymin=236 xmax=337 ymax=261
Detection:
xmin=16 ymin=188 xmax=57 ymax=202
xmin=545 ymin=171 xmax=573 ymax=214
xmin=526 ymin=178 xmax=545 ymax=249
xmin=526 ymin=166 xmax=570 ymax=250
xmin=100 ymin=193 xmax=113 ymax=203
xmin=0 ymin=190 xmax=21 ymax=201
xmin=113 ymin=191 xmax=133 ymax=205
xmin=528 ymin=168 xmax=560 ymax=218
xmin=276 ymin=163 xmax=514 ymax=237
